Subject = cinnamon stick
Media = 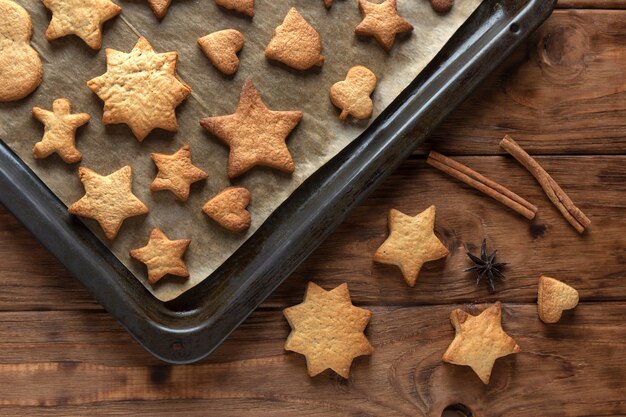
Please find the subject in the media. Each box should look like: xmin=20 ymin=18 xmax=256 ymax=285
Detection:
xmin=499 ymin=135 xmax=591 ymax=233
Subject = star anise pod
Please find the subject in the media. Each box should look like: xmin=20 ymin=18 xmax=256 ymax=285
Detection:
xmin=465 ymin=239 xmax=506 ymax=292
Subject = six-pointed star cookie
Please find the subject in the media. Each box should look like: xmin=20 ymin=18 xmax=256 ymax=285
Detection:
xmin=32 ymin=98 xmax=90 ymax=164
xmin=130 ymin=228 xmax=191 ymax=284
xmin=283 ymin=282 xmax=373 ymax=378
xmin=68 ymin=166 xmax=149 ymax=240
xmin=200 ymin=80 xmax=302 ymax=179
xmin=148 ymin=0 xmax=173 ymax=18
xmin=42 ymin=0 xmax=121 ymax=50
xmin=87 ymin=36 xmax=192 ymax=141
xmin=443 ymin=302 xmax=521 ymax=384
xmin=355 ymin=0 xmax=413 ymax=51
xmin=150 ymin=144 xmax=208 ymax=201
xmin=374 ymin=205 xmax=448 ymax=287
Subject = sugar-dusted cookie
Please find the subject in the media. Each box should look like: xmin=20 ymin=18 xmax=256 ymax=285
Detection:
xmin=537 ymin=275 xmax=579 ymax=324
xmin=32 ymin=98 xmax=90 ymax=164
xmin=202 ymin=187 xmax=251 ymax=233
xmin=330 ymin=66 xmax=377 ymax=120
xmin=130 ymin=228 xmax=190 ymax=285
xmin=374 ymin=205 xmax=448 ymax=287
xmin=431 ymin=0 xmax=453 ymax=13
xmin=68 ymin=166 xmax=149 ymax=240
xmin=265 ymin=7 xmax=324 ymax=71
xmin=87 ymin=37 xmax=191 ymax=141
xmin=150 ymin=144 xmax=208 ymax=202
xmin=200 ymin=80 xmax=302 ymax=179
xmin=283 ymin=282 xmax=373 ymax=378
xmin=148 ymin=0 xmax=172 ymax=18
xmin=0 ymin=0 xmax=42 ymax=102
xmin=443 ymin=302 xmax=521 ymax=384
xmin=198 ymin=29 xmax=244 ymax=75
xmin=42 ymin=0 xmax=121 ymax=50
xmin=215 ymin=0 xmax=254 ymax=17
xmin=355 ymin=0 xmax=413 ymax=51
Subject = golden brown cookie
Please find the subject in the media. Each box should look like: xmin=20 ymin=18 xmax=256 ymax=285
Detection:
xmin=215 ymin=0 xmax=254 ymax=17
xmin=148 ymin=0 xmax=172 ymax=18
xmin=0 ymin=0 xmax=43 ymax=102
xmin=265 ymin=7 xmax=324 ymax=71
xmin=283 ymin=282 xmax=373 ymax=378
xmin=330 ymin=66 xmax=377 ymax=120
xmin=68 ymin=166 xmax=149 ymax=240
xmin=32 ymin=98 xmax=90 ymax=164
xmin=42 ymin=0 xmax=121 ymax=50
xmin=323 ymin=0 xmax=333 ymax=8
xmin=130 ymin=228 xmax=190 ymax=285
xmin=442 ymin=302 xmax=521 ymax=384
xmin=150 ymin=144 xmax=208 ymax=202
xmin=87 ymin=37 xmax=192 ymax=141
xmin=198 ymin=29 xmax=244 ymax=75
xmin=431 ymin=0 xmax=453 ymax=13
xmin=202 ymin=187 xmax=251 ymax=232
xmin=373 ymin=205 xmax=448 ymax=287
xmin=355 ymin=0 xmax=413 ymax=51
xmin=200 ymin=80 xmax=302 ymax=179
xmin=537 ymin=275 xmax=579 ymax=324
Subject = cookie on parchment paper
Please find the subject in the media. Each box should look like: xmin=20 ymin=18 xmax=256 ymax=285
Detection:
xmin=215 ymin=0 xmax=254 ymax=17
xmin=202 ymin=186 xmax=251 ymax=233
xmin=537 ymin=275 xmax=579 ymax=324
xmin=130 ymin=228 xmax=191 ymax=285
xmin=198 ymin=29 xmax=244 ymax=75
xmin=150 ymin=144 xmax=208 ymax=202
xmin=148 ymin=0 xmax=172 ymax=18
xmin=330 ymin=65 xmax=377 ymax=121
xmin=355 ymin=0 xmax=413 ymax=51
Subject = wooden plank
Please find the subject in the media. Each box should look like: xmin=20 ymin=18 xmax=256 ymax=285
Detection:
xmin=558 ymin=0 xmax=626 ymax=8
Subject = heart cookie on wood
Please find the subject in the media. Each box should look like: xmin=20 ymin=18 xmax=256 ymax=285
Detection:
xmin=537 ymin=275 xmax=579 ymax=323
xmin=202 ymin=187 xmax=251 ymax=233
xmin=330 ymin=65 xmax=377 ymax=121
xmin=198 ymin=29 xmax=244 ymax=75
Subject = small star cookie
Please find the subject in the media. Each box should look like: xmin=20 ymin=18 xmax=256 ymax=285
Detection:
xmin=442 ymin=302 xmax=521 ymax=384
xmin=42 ymin=0 xmax=121 ymax=50
xmin=150 ymin=144 xmax=208 ymax=201
xmin=130 ymin=228 xmax=190 ymax=285
xmin=32 ymin=98 xmax=90 ymax=164
xmin=374 ymin=205 xmax=448 ymax=287
xmin=200 ymin=80 xmax=302 ymax=179
xmin=87 ymin=36 xmax=192 ymax=142
xmin=355 ymin=0 xmax=413 ymax=51
xmin=198 ymin=29 xmax=244 ymax=75
xmin=215 ymin=0 xmax=254 ymax=17
xmin=202 ymin=187 xmax=251 ymax=233
xmin=283 ymin=282 xmax=374 ymax=378
xmin=148 ymin=0 xmax=172 ymax=18
xmin=537 ymin=275 xmax=579 ymax=324
xmin=68 ymin=166 xmax=149 ymax=240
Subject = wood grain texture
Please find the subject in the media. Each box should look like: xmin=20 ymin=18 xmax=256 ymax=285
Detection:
xmin=558 ymin=0 xmax=626 ymax=8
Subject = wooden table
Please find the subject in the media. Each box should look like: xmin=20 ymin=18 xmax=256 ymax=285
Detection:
xmin=1 ymin=2 xmax=625 ymax=416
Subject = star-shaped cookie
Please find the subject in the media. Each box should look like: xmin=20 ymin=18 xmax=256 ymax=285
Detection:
xmin=32 ymin=98 xmax=90 ymax=164
xmin=130 ymin=228 xmax=190 ymax=284
xmin=87 ymin=36 xmax=192 ymax=141
xmin=150 ymin=144 xmax=208 ymax=201
xmin=148 ymin=0 xmax=172 ymax=18
xmin=373 ymin=205 xmax=448 ymax=287
xmin=42 ymin=0 xmax=121 ymax=50
xmin=284 ymin=282 xmax=373 ymax=378
xmin=442 ymin=302 xmax=521 ymax=384
xmin=200 ymin=80 xmax=302 ymax=179
xmin=68 ymin=166 xmax=149 ymax=240
xmin=355 ymin=0 xmax=413 ymax=51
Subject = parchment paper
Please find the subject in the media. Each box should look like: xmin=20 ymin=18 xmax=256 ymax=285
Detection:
xmin=1 ymin=0 xmax=482 ymax=301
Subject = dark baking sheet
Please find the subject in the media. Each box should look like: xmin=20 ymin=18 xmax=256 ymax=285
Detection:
xmin=0 ymin=0 xmax=556 ymax=364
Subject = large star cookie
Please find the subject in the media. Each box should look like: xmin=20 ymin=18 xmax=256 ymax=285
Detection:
xmin=68 ymin=166 xmax=149 ymax=240
xmin=148 ymin=0 xmax=172 ymax=18
xmin=130 ymin=228 xmax=190 ymax=284
xmin=442 ymin=302 xmax=521 ymax=384
xmin=373 ymin=205 xmax=448 ymax=287
xmin=283 ymin=282 xmax=373 ymax=378
xmin=87 ymin=36 xmax=192 ymax=141
xmin=355 ymin=0 xmax=413 ymax=51
xmin=42 ymin=0 xmax=121 ymax=50
xmin=32 ymin=98 xmax=90 ymax=164
xmin=150 ymin=144 xmax=208 ymax=201
xmin=200 ymin=80 xmax=302 ymax=179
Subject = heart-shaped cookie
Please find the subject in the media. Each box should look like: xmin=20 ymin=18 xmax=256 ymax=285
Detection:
xmin=330 ymin=65 xmax=377 ymax=120
xmin=198 ymin=29 xmax=244 ymax=75
xmin=202 ymin=187 xmax=251 ymax=233
xmin=537 ymin=275 xmax=579 ymax=323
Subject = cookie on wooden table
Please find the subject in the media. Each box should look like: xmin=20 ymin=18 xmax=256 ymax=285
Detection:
xmin=130 ymin=228 xmax=191 ymax=285
xmin=355 ymin=0 xmax=413 ymax=51
xmin=202 ymin=187 xmax=251 ymax=232
xmin=330 ymin=65 xmax=377 ymax=120
xmin=537 ymin=275 xmax=579 ymax=324
xmin=215 ymin=0 xmax=254 ymax=17
xmin=148 ymin=0 xmax=172 ymax=18
xmin=150 ymin=144 xmax=208 ymax=202
xmin=198 ymin=29 xmax=244 ymax=75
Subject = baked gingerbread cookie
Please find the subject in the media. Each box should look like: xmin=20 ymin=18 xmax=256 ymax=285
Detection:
xmin=198 ymin=29 xmax=244 ymax=75
xmin=215 ymin=0 xmax=254 ymax=17
xmin=148 ymin=0 xmax=173 ymax=18
xmin=130 ymin=228 xmax=191 ymax=285
xmin=355 ymin=0 xmax=413 ymax=51
xmin=0 ymin=0 xmax=43 ymax=102
xmin=202 ymin=187 xmax=251 ymax=233
xmin=87 ymin=37 xmax=191 ymax=141
xmin=431 ymin=0 xmax=453 ymax=13
xmin=537 ymin=275 xmax=579 ymax=324
xmin=150 ymin=144 xmax=208 ymax=202
xmin=330 ymin=66 xmax=377 ymax=120
xmin=32 ymin=98 xmax=90 ymax=164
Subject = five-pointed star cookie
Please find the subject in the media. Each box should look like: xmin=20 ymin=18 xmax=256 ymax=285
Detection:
xmin=284 ymin=282 xmax=374 ymax=378
xmin=130 ymin=228 xmax=190 ymax=284
xmin=355 ymin=0 xmax=413 ymax=51
xmin=42 ymin=0 xmax=121 ymax=50
xmin=68 ymin=166 xmax=149 ymax=240
xmin=442 ymin=302 xmax=521 ymax=384
xmin=87 ymin=36 xmax=192 ymax=141
xmin=373 ymin=205 xmax=448 ymax=287
xmin=150 ymin=144 xmax=208 ymax=201
xmin=32 ymin=98 xmax=90 ymax=164
xmin=148 ymin=0 xmax=173 ymax=18
xmin=200 ymin=80 xmax=302 ymax=179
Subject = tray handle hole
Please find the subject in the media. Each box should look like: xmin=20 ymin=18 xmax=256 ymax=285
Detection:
xmin=510 ymin=23 xmax=520 ymax=34
xmin=442 ymin=404 xmax=473 ymax=417
xmin=171 ymin=341 xmax=183 ymax=352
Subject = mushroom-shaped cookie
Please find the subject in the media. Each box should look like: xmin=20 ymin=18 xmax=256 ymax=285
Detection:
xmin=330 ymin=66 xmax=377 ymax=120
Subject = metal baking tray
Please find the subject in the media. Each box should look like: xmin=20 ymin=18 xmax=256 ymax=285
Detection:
xmin=0 ymin=0 xmax=556 ymax=364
